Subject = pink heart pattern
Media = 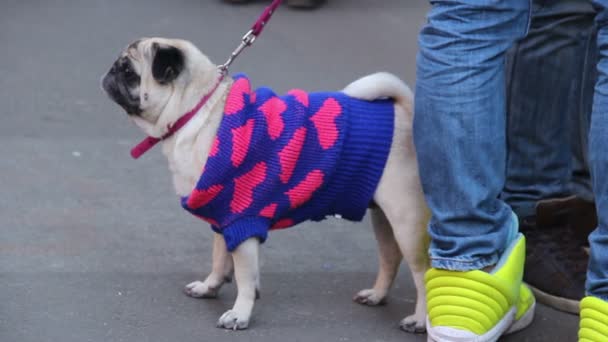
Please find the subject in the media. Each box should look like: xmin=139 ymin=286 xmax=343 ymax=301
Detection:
xmin=285 ymin=169 xmax=325 ymax=209
xmin=230 ymin=162 xmax=267 ymax=213
xmin=278 ymin=127 xmax=307 ymax=184
xmin=224 ymin=77 xmax=250 ymax=115
xmin=231 ymin=119 xmax=254 ymax=167
xmin=288 ymin=89 xmax=309 ymax=107
xmin=259 ymin=203 xmax=278 ymax=219
xmin=209 ymin=137 xmax=219 ymax=157
xmin=309 ymin=98 xmax=342 ymax=149
xmin=271 ymin=218 xmax=294 ymax=230
xmin=259 ymin=97 xmax=286 ymax=140
xmin=187 ymin=184 xmax=224 ymax=209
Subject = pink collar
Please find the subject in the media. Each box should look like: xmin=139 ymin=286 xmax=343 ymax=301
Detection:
xmin=130 ymin=75 xmax=224 ymax=159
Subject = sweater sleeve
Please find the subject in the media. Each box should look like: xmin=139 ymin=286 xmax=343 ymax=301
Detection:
xmin=221 ymin=217 xmax=270 ymax=252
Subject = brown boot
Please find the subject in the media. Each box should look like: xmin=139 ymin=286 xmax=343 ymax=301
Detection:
xmin=520 ymin=215 xmax=587 ymax=314
xmin=536 ymin=195 xmax=597 ymax=245
xmin=519 ymin=195 xmax=597 ymax=315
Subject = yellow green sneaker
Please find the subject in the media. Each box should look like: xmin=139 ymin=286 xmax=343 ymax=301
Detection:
xmin=426 ymin=233 xmax=536 ymax=342
xmin=579 ymin=296 xmax=608 ymax=341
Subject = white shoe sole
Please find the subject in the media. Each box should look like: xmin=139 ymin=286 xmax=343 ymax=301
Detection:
xmin=426 ymin=302 xmax=535 ymax=342
xmin=528 ymin=284 xmax=579 ymax=315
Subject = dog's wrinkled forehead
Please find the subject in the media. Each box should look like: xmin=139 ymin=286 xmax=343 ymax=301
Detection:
xmin=128 ymin=39 xmax=142 ymax=52
xmin=115 ymin=38 xmax=153 ymax=68
xmin=117 ymin=39 xmax=143 ymax=71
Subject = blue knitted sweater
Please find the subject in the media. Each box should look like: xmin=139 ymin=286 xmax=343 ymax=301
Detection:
xmin=181 ymin=74 xmax=395 ymax=251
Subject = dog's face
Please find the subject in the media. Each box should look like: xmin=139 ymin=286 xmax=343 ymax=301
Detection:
xmin=101 ymin=38 xmax=215 ymax=133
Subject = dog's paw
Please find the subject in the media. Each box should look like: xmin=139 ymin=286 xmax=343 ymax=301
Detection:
xmin=353 ymin=289 xmax=387 ymax=306
xmin=184 ymin=280 xmax=219 ymax=298
xmin=399 ymin=313 xmax=426 ymax=334
xmin=216 ymin=309 xmax=250 ymax=330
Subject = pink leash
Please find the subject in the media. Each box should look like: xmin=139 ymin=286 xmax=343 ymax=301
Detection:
xmin=129 ymin=79 xmax=224 ymax=159
xmin=130 ymin=0 xmax=284 ymax=159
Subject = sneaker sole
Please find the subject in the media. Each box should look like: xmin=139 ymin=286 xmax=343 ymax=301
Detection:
xmin=426 ymin=302 xmax=535 ymax=342
xmin=527 ymin=284 xmax=580 ymax=314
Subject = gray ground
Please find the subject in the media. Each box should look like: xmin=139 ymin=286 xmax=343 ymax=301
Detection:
xmin=0 ymin=0 xmax=578 ymax=341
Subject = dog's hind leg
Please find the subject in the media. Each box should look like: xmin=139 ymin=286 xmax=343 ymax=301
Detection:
xmin=382 ymin=206 xmax=429 ymax=334
xmin=185 ymin=232 xmax=233 ymax=298
xmin=353 ymin=207 xmax=402 ymax=306
xmin=374 ymin=162 xmax=430 ymax=333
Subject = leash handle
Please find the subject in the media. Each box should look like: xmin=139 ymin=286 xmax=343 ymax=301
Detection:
xmin=219 ymin=0 xmax=283 ymax=74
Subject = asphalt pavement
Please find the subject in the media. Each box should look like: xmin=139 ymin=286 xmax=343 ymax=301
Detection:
xmin=1 ymin=0 xmax=579 ymax=341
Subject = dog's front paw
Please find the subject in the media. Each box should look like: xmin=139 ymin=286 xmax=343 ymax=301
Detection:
xmin=184 ymin=280 xmax=220 ymax=298
xmin=216 ymin=309 xmax=250 ymax=330
xmin=399 ymin=313 xmax=426 ymax=334
xmin=353 ymin=288 xmax=387 ymax=306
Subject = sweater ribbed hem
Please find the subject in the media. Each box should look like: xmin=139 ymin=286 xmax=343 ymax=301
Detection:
xmin=222 ymin=217 xmax=269 ymax=251
xmin=326 ymin=97 xmax=394 ymax=221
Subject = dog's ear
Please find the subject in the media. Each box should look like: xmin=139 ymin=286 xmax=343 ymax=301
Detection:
xmin=151 ymin=42 xmax=184 ymax=85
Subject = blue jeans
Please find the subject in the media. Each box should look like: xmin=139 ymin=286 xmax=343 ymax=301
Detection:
xmin=501 ymin=0 xmax=596 ymax=218
xmin=414 ymin=0 xmax=608 ymax=299
xmin=588 ymin=0 xmax=608 ymax=299
xmin=414 ymin=0 xmax=531 ymax=271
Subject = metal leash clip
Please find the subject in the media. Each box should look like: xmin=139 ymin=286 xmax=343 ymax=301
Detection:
xmin=218 ymin=30 xmax=258 ymax=75
xmin=217 ymin=0 xmax=282 ymax=74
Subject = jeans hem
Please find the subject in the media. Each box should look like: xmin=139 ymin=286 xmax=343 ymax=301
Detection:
xmin=430 ymin=254 xmax=500 ymax=271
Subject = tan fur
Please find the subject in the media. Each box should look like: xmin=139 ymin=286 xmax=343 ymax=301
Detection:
xmin=107 ymin=37 xmax=430 ymax=332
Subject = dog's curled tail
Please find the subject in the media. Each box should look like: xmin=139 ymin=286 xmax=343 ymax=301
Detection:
xmin=342 ymin=72 xmax=413 ymax=114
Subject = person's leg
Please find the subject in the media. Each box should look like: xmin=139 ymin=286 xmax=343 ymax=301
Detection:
xmin=571 ymin=25 xmax=597 ymax=205
xmin=414 ymin=0 xmax=533 ymax=339
xmin=415 ymin=0 xmax=529 ymax=273
xmin=569 ymin=22 xmax=599 ymax=247
xmin=579 ymin=2 xmax=608 ymax=340
xmin=501 ymin=0 xmax=596 ymax=314
xmin=502 ymin=0 xmax=595 ymax=218
xmin=587 ymin=0 xmax=608 ymax=307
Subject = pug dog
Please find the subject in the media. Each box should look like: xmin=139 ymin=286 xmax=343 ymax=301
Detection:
xmin=101 ymin=37 xmax=430 ymax=332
